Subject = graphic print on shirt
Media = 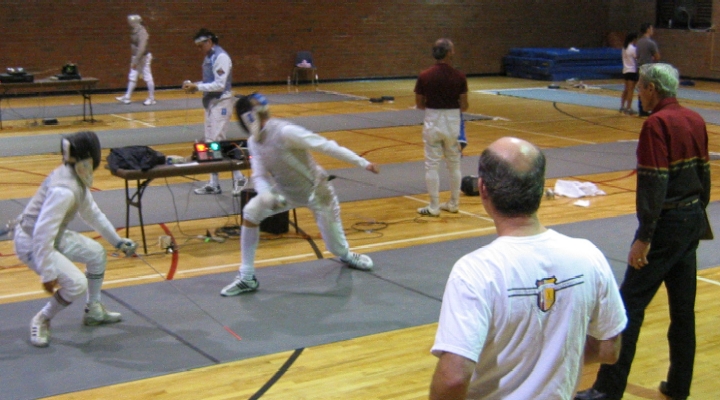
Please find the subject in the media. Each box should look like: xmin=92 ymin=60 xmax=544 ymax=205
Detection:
xmin=507 ymin=275 xmax=584 ymax=312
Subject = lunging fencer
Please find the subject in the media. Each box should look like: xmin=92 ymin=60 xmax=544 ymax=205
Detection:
xmin=13 ymin=131 xmax=137 ymax=347
xmin=182 ymin=28 xmax=246 ymax=195
xmin=116 ymin=14 xmax=156 ymax=106
xmin=220 ymin=93 xmax=380 ymax=296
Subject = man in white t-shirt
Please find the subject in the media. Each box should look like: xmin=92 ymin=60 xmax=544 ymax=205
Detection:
xmin=429 ymin=137 xmax=627 ymax=400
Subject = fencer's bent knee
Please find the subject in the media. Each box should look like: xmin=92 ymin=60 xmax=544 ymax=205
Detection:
xmin=61 ymin=273 xmax=88 ymax=300
xmin=85 ymin=245 xmax=107 ymax=275
xmin=242 ymin=191 xmax=278 ymax=225
xmin=128 ymin=69 xmax=139 ymax=83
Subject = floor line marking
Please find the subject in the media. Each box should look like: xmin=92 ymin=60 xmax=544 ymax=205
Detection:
xmin=403 ymin=195 xmax=495 ymax=222
xmin=472 ymin=122 xmax=596 ymax=144
xmin=698 ymin=276 xmax=720 ymax=286
xmin=110 ymin=113 xmax=156 ymax=128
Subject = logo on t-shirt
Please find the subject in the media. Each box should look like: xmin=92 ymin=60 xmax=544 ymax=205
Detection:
xmin=508 ymin=275 xmax=584 ymax=312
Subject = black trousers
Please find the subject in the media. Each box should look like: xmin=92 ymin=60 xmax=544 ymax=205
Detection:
xmin=593 ymin=202 xmax=705 ymax=399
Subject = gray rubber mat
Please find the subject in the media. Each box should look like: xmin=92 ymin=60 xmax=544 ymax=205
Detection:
xmin=1 ymin=202 xmax=718 ymax=400
xmin=0 ymin=91 xmax=366 ymax=122
xmin=0 ymin=110 xmax=492 ymax=157
xmin=0 ymin=141 xmax=640 ymax=236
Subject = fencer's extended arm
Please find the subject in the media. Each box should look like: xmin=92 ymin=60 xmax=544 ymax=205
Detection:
xmin=31 ymin=188 xmax=75 ymax=283
xmin=196 ymin=52 xmax=232 ymax=93
xmin=77 ymin=190 xmax=123 ymax=247
xmin=284 ymin=126 xmax=370 ymax=169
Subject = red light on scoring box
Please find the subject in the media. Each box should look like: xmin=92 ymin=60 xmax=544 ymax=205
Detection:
xmin=195 ymin=143 xmax=208 ymax=152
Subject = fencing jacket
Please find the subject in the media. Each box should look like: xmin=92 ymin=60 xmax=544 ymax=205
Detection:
xmin=18 ymin=164 xmax=122 ymax=282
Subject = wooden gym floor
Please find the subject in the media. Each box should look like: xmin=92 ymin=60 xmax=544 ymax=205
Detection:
xmin=0 ymin=76 xmax=718 ymax=399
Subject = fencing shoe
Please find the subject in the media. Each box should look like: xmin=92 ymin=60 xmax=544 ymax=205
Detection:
xmin=194 ymin=184 xmax=222 ymax=195
xmin=142 ymin=98 xmax=156 ymax=106
xmin=83 ymin=301 xmax=122 ymax=326
xmin=221 ymin=276 xmax=259 ymax=296
xmin=439 ymin=202 xmax=459 ymax=213
xmin=115 ymin=96 xmax=131 ymax=104
xmin=417 ymin=206 xmax=440 ymax=217
xmin=30 ymin=312 xmax=50 ymax=348
xmin=341 ymin=252 xmax=373 ymax=271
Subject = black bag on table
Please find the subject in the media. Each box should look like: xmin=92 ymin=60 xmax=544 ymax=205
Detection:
xmin=107 ymin=146 xmax=166 ymax=173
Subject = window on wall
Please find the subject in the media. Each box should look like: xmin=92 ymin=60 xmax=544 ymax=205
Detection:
xmin=656 ymin=0 xmax=713 ymax=29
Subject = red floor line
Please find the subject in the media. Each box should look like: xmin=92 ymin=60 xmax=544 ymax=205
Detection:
xmin=159 ymin=223 xmax=179 ymax=280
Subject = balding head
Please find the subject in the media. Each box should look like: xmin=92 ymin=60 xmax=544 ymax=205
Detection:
xmin=432 ymin=38 xmax=454 ymax=60
xmin=478 ymin=137 xmax=546 ymax=217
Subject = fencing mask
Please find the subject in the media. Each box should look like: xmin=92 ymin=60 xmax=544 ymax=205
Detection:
xmin=235 ymin=92 xmax=269 ymax=140
xmin=61 ymin=131 xmax=101 ymax=187
xmin=128 ymin=15 xmax=142 ymax=28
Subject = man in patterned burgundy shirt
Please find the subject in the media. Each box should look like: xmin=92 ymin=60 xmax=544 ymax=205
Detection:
xmin=576 ymin=63 xmax=710 ymax=400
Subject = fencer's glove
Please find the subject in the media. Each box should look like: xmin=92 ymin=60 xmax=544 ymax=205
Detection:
xmin=116 ymin=238 xmax=137 ymax=257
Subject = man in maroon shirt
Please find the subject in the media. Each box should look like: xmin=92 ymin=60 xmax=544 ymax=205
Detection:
xmin=414 ymin=38 xmax=468 ymax=216
xmin=576 ymin=63 xmax=710 ymax=400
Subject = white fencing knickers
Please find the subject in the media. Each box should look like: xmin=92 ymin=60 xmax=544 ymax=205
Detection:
xmin=14 ymin=228 xmax=108 ymax=307
xmin=422 ymin=108 xmax=462 ymax=210
xmin=239 ymin=181 xmax=349 ymax=278
xmin=124 ymin=53 xmax=154 ymax=99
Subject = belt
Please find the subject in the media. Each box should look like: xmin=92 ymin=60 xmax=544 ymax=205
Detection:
xmin=662 ymin=198 xmax=699 ymax=210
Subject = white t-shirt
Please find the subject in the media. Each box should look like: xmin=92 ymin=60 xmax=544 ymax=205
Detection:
xmin=432 ymin=229 xmax=626 ymax=400
xmin=622 ymin=44 xmax=637 ymax=74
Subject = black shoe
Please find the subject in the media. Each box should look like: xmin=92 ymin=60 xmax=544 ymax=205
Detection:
xmin=659 ymin=381 xmax=687 ymax=400
xmin=638 ymin=111 xmax=651 ymax=117
xmin=574 ymin=388 xmax=619 ymax=400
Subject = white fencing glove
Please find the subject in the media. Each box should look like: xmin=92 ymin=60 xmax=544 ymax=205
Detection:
xmin=116 ymin=238 xmax=137 ymax=257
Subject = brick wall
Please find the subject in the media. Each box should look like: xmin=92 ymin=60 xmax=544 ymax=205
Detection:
xmin=0 ymin=1 xmax=655 ymax=90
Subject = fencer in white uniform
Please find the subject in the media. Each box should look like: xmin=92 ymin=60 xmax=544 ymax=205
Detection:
xmin=116 ymin=14 xmax=155 ymax=106
xmin=182 ymin=28 xmax=245 ymax=195
xmin=13 ymin=131 xmax=137 ymax=347
xmin=220 ymin=93 xmax=380 ymax=296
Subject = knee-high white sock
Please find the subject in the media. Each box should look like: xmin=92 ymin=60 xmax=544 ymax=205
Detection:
xmin=146 ymin=80 xmax=155 ymax=100
xmin=125 ymin=80 xmax=137 ymax=99
xmin=239 ymin=225 xmax=259 ymax=280
xmin=41 ymin=291 xmax=71 ymax=320
xmin=209 ymin=172 xmax=220 ymax=187
xmin=449 ymin=164 xmax=462 ymax=207
xmin=86 ymin=271 xmax=104 ymax=304
xmin=425 ymin=169 xmax=440 ymax=209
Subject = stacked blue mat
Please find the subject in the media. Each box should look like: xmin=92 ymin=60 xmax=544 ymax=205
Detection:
xmin=503 ymin=47 xmax=622 ymax=81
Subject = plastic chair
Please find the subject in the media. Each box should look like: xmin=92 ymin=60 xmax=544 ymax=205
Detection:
xmin=292 ymin=51 xmax=318 ymax=86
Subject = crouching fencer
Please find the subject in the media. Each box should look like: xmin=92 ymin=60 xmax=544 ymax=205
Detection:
xmin=220 ymin=93 xmax=381 ymax=296
xmin=13 ymin=131 xmax=137 ymax=347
